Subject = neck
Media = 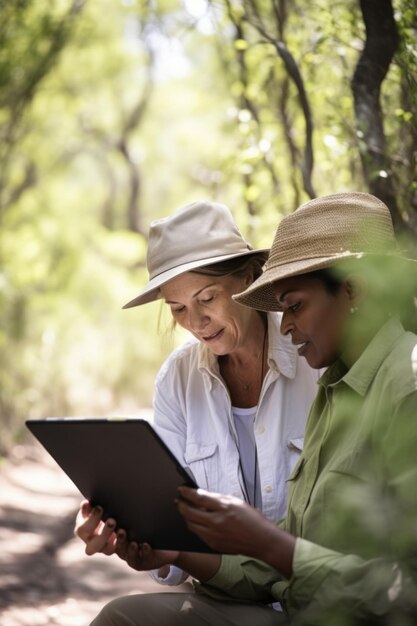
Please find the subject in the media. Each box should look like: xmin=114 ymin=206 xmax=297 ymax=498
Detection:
xmin=219 ymin=313 xmax=268 ymax=408
xmin=341 ymin=311 xmax=390 ymax=367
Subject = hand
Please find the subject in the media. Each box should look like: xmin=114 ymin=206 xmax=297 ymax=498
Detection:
xmin=74 ymin=500 xmax=117 ymax=556
xmin=176 ymin=487 xmax=273 ymax=558
xmin=114 ymin=529 xmax=180 ymax=572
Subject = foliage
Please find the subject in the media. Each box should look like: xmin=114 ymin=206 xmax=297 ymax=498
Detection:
xmin=0 ymin=0 xmax=416 ymax=454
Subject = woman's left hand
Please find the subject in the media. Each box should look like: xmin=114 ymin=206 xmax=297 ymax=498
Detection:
xmin=114 ymin=529 xmax=180 ymax=572
xmin=176 ymin=486 xmax=273 ymax=559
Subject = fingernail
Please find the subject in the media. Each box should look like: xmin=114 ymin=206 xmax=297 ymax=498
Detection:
xmin=106 ymin=519 xmax=116 ymax=529
xmin=93 ymin=506 xmax=103 ymax=515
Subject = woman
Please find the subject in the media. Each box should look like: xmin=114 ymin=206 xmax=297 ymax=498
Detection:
xmin=89 ymin=192 xmax=417 ymax=626
xmin=76 ymin=200 xmax=319 ymax=587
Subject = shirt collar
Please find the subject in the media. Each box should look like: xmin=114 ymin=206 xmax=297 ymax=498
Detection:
xmin=267 ymin=312 xmax=297 ymax=379
xmin=320 ymin=317 xmax=405 ymax=397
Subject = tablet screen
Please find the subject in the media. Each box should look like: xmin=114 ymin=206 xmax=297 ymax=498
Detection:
xmin=26 ymin=417 xmax=214 ymax=553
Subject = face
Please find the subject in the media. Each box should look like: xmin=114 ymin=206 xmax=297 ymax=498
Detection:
xmin=160 ymin=271 xmax=254 ymax=356
xmin=274 ymin=275 xmax=352 ymax=369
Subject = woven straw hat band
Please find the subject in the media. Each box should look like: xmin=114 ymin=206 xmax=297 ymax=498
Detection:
xmin=234 ymin=192 xmax=397 ymax=312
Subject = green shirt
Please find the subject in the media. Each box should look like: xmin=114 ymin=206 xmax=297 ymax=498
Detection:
xmin=200 ymin=318 xmax=417 ymax=623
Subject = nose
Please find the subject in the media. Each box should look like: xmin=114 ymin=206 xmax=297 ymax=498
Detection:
xmin=280 ymin=310 xmax=294 ymax=336
xmin=188 ymin=307 xmax=209 ymax=332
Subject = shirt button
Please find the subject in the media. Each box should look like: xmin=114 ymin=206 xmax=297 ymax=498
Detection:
xmin=257 ymin=426 xmax=265 ymax=434
xmin=264 ymin=486 xmax=272 ymax=493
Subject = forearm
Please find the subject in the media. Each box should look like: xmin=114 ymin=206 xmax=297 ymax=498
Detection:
xmin=174 ymin=552 xmax=221 ymax=582
xmin=252 ymin=522 xmax=296 ymax=579
xmin=176 ymin=487 xmax=296 ymax=579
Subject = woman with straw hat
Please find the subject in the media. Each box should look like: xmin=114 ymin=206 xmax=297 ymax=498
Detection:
xmin=89 ymin=192 xmax=417 ymax=626
xmin=75 ymin=200 xmax=319 ymax=588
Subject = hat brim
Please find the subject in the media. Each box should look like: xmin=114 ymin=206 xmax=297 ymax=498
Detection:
xmin=123 ymin=248 xmax=269 ymax=309
xmin=233 ymin=252 xmax=372 ymax=311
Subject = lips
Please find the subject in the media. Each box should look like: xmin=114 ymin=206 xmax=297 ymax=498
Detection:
xmin=297 ymin=342 xmax=308 ymax=356
xmin=202 ymin=329 xmax=224 ymax=342
xmin=293 ymin=339 xmax=308 ymax=356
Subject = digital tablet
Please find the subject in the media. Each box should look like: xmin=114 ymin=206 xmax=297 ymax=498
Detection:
xmin=26 ymin=417 xmax=214 ymax=553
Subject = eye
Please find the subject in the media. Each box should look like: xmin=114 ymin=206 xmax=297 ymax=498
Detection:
xmin=200 ymin=295 xmax=214 ymax=304
xmin=288 ymin=302 xmax=300 ymax=313
xmin=171 ymin=305 xmax=185 ymax=314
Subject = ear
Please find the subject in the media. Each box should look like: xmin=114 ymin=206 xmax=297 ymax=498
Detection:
xmin=244 ymin=270 xmax=254 ymax=287
xmin=344 ymin=275 xmax=368 ymax=308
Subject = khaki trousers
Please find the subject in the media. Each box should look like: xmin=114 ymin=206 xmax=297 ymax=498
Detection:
xmin=90 ymin=592 xmax=289 ymax=626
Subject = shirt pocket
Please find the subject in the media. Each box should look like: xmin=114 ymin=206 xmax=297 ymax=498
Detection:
xmin=286 ymin=454 xmax=305 ymax=483
xmin=287 ymin=437 xmax=304 ymax=453
xmin=284 ymin=455 xmax=306 ymax=532
xmin=184 ymin=442 xmax=218 ymax=490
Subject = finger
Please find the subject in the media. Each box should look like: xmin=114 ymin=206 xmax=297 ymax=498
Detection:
xmin=140 ymin=542 xmax=154 ymax=561
xmin=183 ymin=519 xmax=224 ymax=550
xmin=80 ymin=500 xmax=93 ymax=518
xmin=85 ymin=517 xmax=116 ymax=556
xmin=126 ymin=541 xmax=140 ymax=569
xmin=177 ymin=498 xmax=222 ymax=527
xmin=75 ymin=506 xmax=104 ymax=541
xmin=177 ymin=487 xmax=225 ymax=511
xmin=100 ymin=530 xmax=118 ymax=556
xmin=115 ymin=528 xmax=129 ymax=560
xmin=75 ymin=501 xmax=94 ymax=527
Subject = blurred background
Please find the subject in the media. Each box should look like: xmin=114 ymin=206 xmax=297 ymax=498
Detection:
xmin=1 ymin=0 xmax=416 ymax=454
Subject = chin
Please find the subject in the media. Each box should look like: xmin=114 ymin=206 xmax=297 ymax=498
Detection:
xmin=305 ymin=353 xmax=326 ymax=370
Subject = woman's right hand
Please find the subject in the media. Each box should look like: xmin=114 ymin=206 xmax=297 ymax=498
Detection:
xmin=74 ymin=500 xmax=220 ymax=582
xmin=74 ymin=500 xmax=118 ymax=556
xmin=75 ymin=500 xmax=180 ymax=570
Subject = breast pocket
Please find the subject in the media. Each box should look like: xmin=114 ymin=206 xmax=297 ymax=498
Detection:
xmin=184 ymin=442 xmax=218 ymax=490
xmin=286 ymin=437 xmax=304 ymax=476
xmin=285 ymin=455 xmax=306 ymax=531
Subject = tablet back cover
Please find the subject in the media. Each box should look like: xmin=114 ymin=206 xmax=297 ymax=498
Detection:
xmin=26 ymin=418 xmax=213 ymax=553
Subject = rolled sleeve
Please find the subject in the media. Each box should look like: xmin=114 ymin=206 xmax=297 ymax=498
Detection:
xmin=283 ymin=538 xmax=408 ymax=621
xmin=197 ymin=554 xmax=281 ymax=605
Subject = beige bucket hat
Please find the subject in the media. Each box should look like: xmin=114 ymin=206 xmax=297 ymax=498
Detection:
xmin=123 ymin=200 xmax=268 ymax=309
xmin=234 ymin=191 xmax=409 ymax=312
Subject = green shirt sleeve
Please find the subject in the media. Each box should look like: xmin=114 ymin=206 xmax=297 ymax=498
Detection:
xmin=286 ymin=538 xmax=409 ymax=621
xmin=196 ymin=553 xmax=281 ymax=604
xmin=199 ymin=392 xmax=417 ymax=620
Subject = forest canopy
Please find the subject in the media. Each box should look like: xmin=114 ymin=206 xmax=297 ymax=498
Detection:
xmin=1 ymin=0 xmax=416 ymax=453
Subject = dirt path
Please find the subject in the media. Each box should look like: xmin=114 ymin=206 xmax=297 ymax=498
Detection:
xmin=0 ymin=440 xmax=192 ymax=626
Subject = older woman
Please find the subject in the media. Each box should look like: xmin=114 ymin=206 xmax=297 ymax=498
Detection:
xmin=89 ymin=192 xmax=417 ymax=626
xmin=76 ymin=200 xmax=318 ymax=587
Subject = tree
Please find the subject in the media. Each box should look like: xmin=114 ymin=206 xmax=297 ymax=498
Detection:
xmin=351 ymin=0 xmax=415 ymax=240
xmin=0 ymin=0 xmax=86 ymax=215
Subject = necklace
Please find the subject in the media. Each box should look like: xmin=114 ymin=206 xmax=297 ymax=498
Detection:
xmin=224 ymin=321 xmax=267 ymax=508
xmin=235 ymin=323 xmax=267 ymax=507
xmin=239 ymin=322 xmax=268 ymax=392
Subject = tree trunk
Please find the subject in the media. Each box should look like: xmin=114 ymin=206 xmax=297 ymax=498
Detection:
xmin=351 ymin=0 xmax=402 ymax=230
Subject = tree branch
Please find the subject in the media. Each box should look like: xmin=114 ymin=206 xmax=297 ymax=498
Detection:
xmin=243 ymin=4 xmax=316 ymax=199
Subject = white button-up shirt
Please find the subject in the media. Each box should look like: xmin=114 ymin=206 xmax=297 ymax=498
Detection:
xmin=153 ymin=312 xmax=320 ymax=523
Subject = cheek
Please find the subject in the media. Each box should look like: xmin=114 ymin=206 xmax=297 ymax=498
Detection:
xmin=317 ymin=313 xmax=345 ymax=354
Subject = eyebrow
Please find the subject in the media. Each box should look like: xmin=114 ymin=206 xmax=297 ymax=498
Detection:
xmin=164 ymin=281 xmax=217 ymax=305
xmin=276 ymin=289 xmax=293 ymax=305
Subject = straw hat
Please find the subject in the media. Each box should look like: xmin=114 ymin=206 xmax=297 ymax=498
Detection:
xmin=123 ymin=200 xmax=267 ymax=308
xmin=234 ymin=192 xmax=405 ymax=312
